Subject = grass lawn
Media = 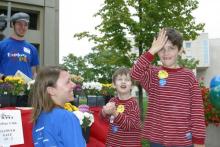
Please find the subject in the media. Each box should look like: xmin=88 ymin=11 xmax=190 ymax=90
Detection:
xmin=79 ymin=97 xmax=87 ymax=105
xmin=141 ymin=97 xmax=150 ymax=147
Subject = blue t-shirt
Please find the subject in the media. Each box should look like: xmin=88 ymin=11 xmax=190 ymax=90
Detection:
xmin=32 ymin=108 xmax=86 ymax=147
xmin=0 ymin=37 xmax=39 ymax=78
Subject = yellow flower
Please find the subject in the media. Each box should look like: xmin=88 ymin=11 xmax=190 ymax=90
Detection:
xmin=158 ymin=70 xmax=168 ymax=79
xmin=64 ymin=102 xmax=79 ymax=111
xmin=101 ymin=83 xmax=114 ymax=96
xmin=0 ymin=76 xmax=26 ymax=96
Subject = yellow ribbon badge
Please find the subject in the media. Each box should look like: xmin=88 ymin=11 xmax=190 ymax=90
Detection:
xmin=158 ymin=70 xmax=168 ymax=79
xmin=117 ymin=105 xmax=125 ymax=113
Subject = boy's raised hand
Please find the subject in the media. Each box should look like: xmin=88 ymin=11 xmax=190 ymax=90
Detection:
xmin=149 ymin=28 xmax=168 ymax=55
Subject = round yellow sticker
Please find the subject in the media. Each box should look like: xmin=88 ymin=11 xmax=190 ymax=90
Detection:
xmin=158 ymin=70 xmax=168 ymax=79
xmin=117 ymin=105 xmax=125 ymax=113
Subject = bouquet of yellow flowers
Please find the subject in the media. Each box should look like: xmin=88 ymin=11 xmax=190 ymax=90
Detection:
xmin=101 ymin=83 xmax=115 ymax=96
xmin=0 ymin=76 xmax=26 ymax=96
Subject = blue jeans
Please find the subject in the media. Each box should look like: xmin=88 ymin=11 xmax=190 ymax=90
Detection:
xmin=150 ymin=142 xmax=194 ymax=147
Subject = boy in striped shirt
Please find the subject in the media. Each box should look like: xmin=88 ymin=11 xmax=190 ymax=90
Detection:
xmin=101 ymin=67 xmax=142 ymax=147
xmin=131 ymin=28 xmax=206 ymax=147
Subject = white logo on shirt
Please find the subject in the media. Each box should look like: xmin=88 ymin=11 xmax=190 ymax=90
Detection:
xmin=23 ymin=47 xmax=30 ymax=54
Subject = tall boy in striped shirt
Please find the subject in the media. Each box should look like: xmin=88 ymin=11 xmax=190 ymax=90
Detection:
xmin=101 ymin=67 xmax=142 ymax=147
xmin=131 ymin=28 xmax=205 ymax=147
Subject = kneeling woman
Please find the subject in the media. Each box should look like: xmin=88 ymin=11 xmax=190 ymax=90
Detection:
xmin=31 ymin=66 xmax=86 ymax=147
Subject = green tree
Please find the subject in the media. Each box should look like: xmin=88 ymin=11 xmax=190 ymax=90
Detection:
xmin=62 ymin=53 xmax=96 ymax=82
xmin=178 ymin=57 xmax=199 ymax=69
xmin=74 ymin=0 xmax=204 ymax=120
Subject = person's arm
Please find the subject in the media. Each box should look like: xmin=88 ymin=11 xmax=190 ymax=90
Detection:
xmin=31 ymin=66 xmax=38 ymax=79
xmin=30 ymin=44 xmax=39 ymax=79
xmin=0 ymin=73 xmax=4 ymax=80
xmin=190 ymin=76 xmax=206 ymax=145
xmin=62 ymin=112 xmax=86 ymax=147
xmin=130 ymin=29 xmax=167 ymax=90
xmin=0 ymin=42 xmax=3 ymax=79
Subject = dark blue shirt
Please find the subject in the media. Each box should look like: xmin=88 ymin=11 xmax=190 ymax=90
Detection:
xmin=0 ymin=37 xmax=39 ymax=78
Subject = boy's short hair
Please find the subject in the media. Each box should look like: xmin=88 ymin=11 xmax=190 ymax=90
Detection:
xmin=112 ymin=67 xmax=131 ymax=84
xmin=165 ymin=28 xmax=183 ymax=50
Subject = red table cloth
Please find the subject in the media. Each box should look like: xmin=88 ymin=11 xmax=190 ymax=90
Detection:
xmin=0 ymin=107 xmax=109 ymax=147
xmin=87 ymin=107 xmax=109 ymax=147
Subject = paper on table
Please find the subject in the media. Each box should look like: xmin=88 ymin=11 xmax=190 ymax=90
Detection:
xmin=14 ymin=70 xmax=32 ymax=83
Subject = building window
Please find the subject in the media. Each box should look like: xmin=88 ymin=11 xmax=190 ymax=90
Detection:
xmin=0 ymin=7 xmax=7 ymax=16
xmin=31 ymin=43 xmax=40 ymax=62
xmin=185 ymin=42 xmax=191 ymax=48
xmin=1 ymin=4 xmax=40 ymax=30
xmin=202 ymin=40 xmax=209 ymax=65
xmin=0 ymin=7 xmax=7 ymax=32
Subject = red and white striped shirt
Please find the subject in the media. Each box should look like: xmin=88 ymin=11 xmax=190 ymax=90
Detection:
xmin=131 ymin=51 xmax=206 ymax=146
xmin=101 ymin=97 xmax=142 ymax=147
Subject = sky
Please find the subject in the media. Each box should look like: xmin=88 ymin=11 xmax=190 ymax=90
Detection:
xmin=59 ymin=0 xmax=220 ymax=63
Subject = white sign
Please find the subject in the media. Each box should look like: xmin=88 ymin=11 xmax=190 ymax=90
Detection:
xmin=15 ymin=70 xmax=32 ymax=83
xmin=0 ymin=110 xmax=24 ymax=146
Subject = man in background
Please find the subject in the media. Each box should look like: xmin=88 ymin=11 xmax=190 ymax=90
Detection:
xmin=0 ymin=12 xmax=39 ymax=79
